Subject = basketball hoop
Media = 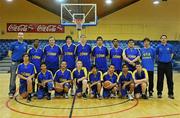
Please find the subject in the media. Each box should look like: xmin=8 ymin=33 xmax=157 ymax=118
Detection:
xmin=74 ymin=18 xmax=84 ymax=30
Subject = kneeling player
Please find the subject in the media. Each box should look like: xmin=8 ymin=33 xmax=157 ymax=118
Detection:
xmin=37 ymin=63 xmax=54 ymax=100
xmin=133 ymin=63 xmax=148 ymax=99
xmin=72 ymin=61 xmax=88 ymax=99
xmin=88 ymin=65 xmax=102 ymax=99
xmin=102 ymin=64 xmax=118 ymax=98
xmin=16 ymin=53 xmax=36 ymax=102
xmin=118 ymin=64 xmax=134 ymax=100
xmin=54 ymin=61 xmax=72 ymax=98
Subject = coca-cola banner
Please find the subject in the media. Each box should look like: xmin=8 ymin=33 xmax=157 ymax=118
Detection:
xmin=7 ymin=23 xmax=64 ymax=33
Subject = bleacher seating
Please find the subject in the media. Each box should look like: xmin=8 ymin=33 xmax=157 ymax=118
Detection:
xmin=0 ymin=39 xmax=180 ymax=71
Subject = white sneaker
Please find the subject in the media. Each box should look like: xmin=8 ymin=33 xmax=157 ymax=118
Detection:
xmin=110 ymin=93 xmax=116 ymax=98
xmin=128 ymin=94 xmax=134 ymax=100
xmin=65 ymin=93 xmax=69 ymax=99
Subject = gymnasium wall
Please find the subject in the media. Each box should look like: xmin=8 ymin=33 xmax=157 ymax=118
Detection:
xmin=0 ymin=0 xmax=180 ymax=40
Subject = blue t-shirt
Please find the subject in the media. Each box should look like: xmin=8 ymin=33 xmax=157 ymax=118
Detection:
xmin=16 ymin=63 xmax=36 ymax=84
xmin=123 ymin=48 xmax=141 ymax=70
xmin=92 ymin=46 xmax=108 ymax=71
xmin=102 ymin=72 xmax=118 ymax=84
xmin=54 ymin=69 xmax=72 ymax=83
xmin=133 ymin=68 xmax=148 ymax=80
xmin=72 ymin=67 xmax=87 ymax=80
xmin=118 ymin=71 xmax=133 ymax=84
xmin=28 ymin=47 xmax=44 ymax=73
xmin=76 ymin=43 xmax=92 ymax=71
xmin=44 ymin=44 xmax=61 ymax=69
xmin=140 ymin=47 xmax=156 ymax=71
xmin=110 ymin=47 xmax=123 ymax=71
xmin=156 ymin=43 xmax=174 ymax=63
xmin=9 ymin=41 xmax=28 ymax=61
xmin=88 ymin=71 xmax=103 ymax=83
xmin=37 ymin=70 xmax=53 ymax=83
xmin=62 ymin=44 xmax=76 ymax=70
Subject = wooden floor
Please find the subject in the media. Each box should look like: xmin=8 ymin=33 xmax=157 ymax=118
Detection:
xmin=0 ymin=73 xmax=180 ymax=118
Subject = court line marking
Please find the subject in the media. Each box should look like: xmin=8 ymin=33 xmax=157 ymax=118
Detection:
xmin=138 ymin=113 xmax=180 ymax=118
xmin=6 ymin=97 xmax=138 ymax=117
xmin=69 ymin=90 xmax=77 ymax=118
xmin=14 ymin=95 xmax=130 ymax=109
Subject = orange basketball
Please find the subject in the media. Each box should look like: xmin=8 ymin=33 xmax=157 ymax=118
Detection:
xmin=103 ymin=81 xmax=112 ymax=89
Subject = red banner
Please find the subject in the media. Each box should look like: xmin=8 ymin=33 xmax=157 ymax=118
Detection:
xmin=7 ymin=23 xmax=64 ymax=33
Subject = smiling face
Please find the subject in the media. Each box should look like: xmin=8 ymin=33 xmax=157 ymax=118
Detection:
xmin=113 ymin=39 xmax=119 ymax=48
xmin=49 ymin=37 xmax=55 ymax=46
xmin=76 ymin=61 xmax=83 ymax=69
xmin=17 ymin=32 xmax=24 ymax=41
xmin=108 ymin=65 xmax=115 ymax=73
xmin=160 ymin=35 xmax=167 ymax=44
xmin=60 ymin=61 xmax=67 ymax=70
xmin=128 ymin=40 xmax=134 ymax=48
xmin=41 ymin=63 xmax=47 ymax=72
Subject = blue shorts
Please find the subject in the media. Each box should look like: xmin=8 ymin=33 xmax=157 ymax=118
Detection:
xmin=76 ymin=81 xmax=83 ymax=93
xmin=91 ymin=85 xmax=98 ymax=95
xmin=19 ymin=82 xmax=27 ymax=95
xmin=37 ymin=82 xmax=53 ymax=99
xmin=120 ymin=83 xmax=130 ymax=97
xmin=134 ymin=84 xmax=142 ymax=94
xmin=55 ymin=83 xmax=71 ymax=96
xmin=103 ymin=87 xmax=113 ymax=98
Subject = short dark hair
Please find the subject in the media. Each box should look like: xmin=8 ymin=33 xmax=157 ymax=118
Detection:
xmin=91 ymin=64 xmax=97 ymax=69
xmin=96 ymin=36 xmax=103 ymax=42
xmin=160 ymin=34 xmax=167 ymax=39
xmin=122 ymin=64 xmax=128 ymax=68
xmin=22 ymin=53 xmax=29 ymax=58
xmin=65 ymin=35 xmax=73 ymax=41
xmin=112 ymin=38 xmax=118 ymax=43
xmin=128 ymin=39 xmax=134 ymax=43
xmin=109 ymin=64 xmax=115 ymax=68
xmin=135 ymin=62 xmax=141 ymax=66
xmin=40 ymin=62 xmax=46 ymax=66
xmin=143 ymin=37 xmax=150 ymax=42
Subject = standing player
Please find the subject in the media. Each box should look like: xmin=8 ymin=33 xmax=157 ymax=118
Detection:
xmin=72 ymin=61 xmax=88 ymax=99
xmin=123 ymin=39 xmax=141 ymax=72
xmin=110 ymin=38 xmax=123 ymax=74
xmin=54 ymin=61 xmax=72 ymax=99
xmin=8 ymin=32 xmax=28 ymax=98
xmin=88 ymin=65 xmax=103 ymax=99
xmin=92 ymin=36 xmax=109 ymax=73
xmin=62 ymin=35 xmax=76 ymax=71
xmin=156 ymin=35 xmax=174 ymax=99
xmin=44 ymin=36 xmax=61 ymax=75
xmin=76 ymin=34 xmax=92 ymax=71
xmin=37 ymin=63 xmax=54 ymax=100
xmin=28 ymin=39 xmax=44 ymax=94
xmin=118 ymin=64 xmax=134 ymax=100
xmin=140 ymin=38 xmax=156 ymax=97
xmin=102 ymin=64 xmax=118 ymax=98
xmin=16 ymin=53 xmax=36 ymax=102
xmin=133 ymin=63 xmax=148 ymax=99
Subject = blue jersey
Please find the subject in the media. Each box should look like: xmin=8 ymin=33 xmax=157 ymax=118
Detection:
xmin=9 ymin=41 xmax=28 ymax=62
xmin=123 ymin=48 xmax=141 ymax=70
xmin=133 ymin=68 xmax=148 ymax=80
xmin=28 ymin=47 xmax=44 ymax=73
xmin=62 ymin=44 xmax=76 ymax=70
xmin=72 ymin=67 xmax=87 ymax=80
xmin=76 ymin=43 xmax=92 ymax=71
xmin=140 ymin=47 xmax=156 ymax=71
xmin=92 ymin=46 xmax=108 ymax=72
xmin=54 ymin=69 xmax=72 ymax=83
xmin=156 ymin=43 xmax=174 ymax=63
xmin=37 ymin=70 xmax=53 ymax=83
xmin=16 ymin=63 xmax=36 ymax=84
xmin=88 ymin=71 xmax=103 ymax=83
xmin=110 ymin=47 xmax=123 ymax=71
xmin=118 ymin=71 xmax=133 ymax=84
xmin=102 ymin=72 xmax=118 ymax=84
xmin=44 ymin=44 xmax=61 ymax=69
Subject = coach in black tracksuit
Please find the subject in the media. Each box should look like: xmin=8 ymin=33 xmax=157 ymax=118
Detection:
xmin=156 ymin=35 xmax=174 ymax=99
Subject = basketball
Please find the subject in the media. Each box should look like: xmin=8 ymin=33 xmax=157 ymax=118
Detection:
xmin=103 ymin=81 xmax=112 ymax=89
xmin=54 ymin=83 xmax=64 ymax=92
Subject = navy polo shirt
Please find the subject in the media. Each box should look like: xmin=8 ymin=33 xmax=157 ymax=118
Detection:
xmin=156 ymin=43 xmax=174 ymax=63
xmin=9 ymin=41 xmax=28 ymax=62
